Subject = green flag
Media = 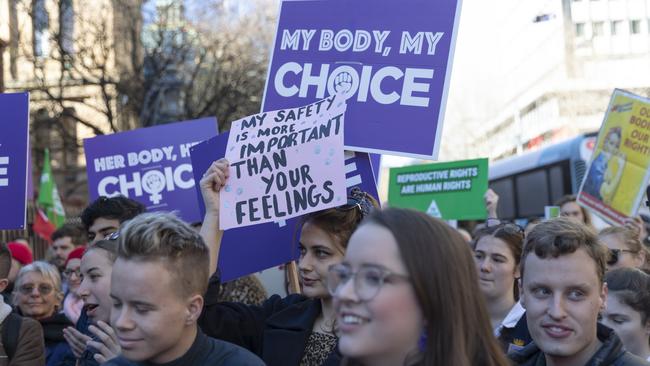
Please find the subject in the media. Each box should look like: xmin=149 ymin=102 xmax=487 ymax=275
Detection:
xmin=38 ymin=149 xmax=66 ymax=227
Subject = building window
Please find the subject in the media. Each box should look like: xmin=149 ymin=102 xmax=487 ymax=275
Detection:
xmin=611 ymin=20 xmax=624 ymax=36
xmin=629 ymin=20 xmax=641 ymax=34
xmin=33 ymin=0 xmax=50 ymax=57
xmin=59 ymin=0 xmax=74 ymax=55
xmin=593 ymin=21 xmax=605 ymax=36
xmin=575 ymin=23 xmax=585 ymax=37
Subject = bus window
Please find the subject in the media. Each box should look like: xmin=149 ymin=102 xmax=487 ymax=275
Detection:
xmin=549 ymin=164 xmax=566 ymax=204
xmin=516 ymin=170 xmax=549 ymax=217
xmin=491 ymin=178 xmax=516 ymax=219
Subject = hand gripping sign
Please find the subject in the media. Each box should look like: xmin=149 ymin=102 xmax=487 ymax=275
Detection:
xmin=220 ymin=94 xmax=348 ymax=230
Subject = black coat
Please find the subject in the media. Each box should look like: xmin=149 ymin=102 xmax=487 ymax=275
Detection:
xmin=509 ymin=324 xmax=650 ymax=366
xmin=198 ymin=274 xmax=341 ymax=366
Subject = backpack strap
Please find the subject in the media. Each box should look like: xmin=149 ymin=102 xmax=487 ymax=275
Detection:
xmin=2 ymin=313 xmax=23 ymax=360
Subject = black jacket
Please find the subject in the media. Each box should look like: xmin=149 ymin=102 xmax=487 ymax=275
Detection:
xmin=198 ymin=273 xmax=341 ymax=366
xmin=509 ymin=324 xmax=649 ymax=366
xmin=103 ymin=330 xmax=264 ymax=366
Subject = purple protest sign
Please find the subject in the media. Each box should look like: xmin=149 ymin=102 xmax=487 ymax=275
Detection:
xmin=191 ymin=133 xmax=379 ymax=281
xmin=84 ymin=118 xmax=218 ymax=223
xmin=0 ymin=92 xmax=30 ymax=229
xmin=263 ymin=0 xmax=462 ymax=159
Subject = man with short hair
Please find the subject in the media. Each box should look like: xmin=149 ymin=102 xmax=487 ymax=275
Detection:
xmin=103 ymin=212 xmax=264 ymax=365
xmin=0 ymin=242 xmax=46 ymax=365
xmin=50 ymin=223 xmax=86 ymax=271
xmin=510 ymin=218 xmax=648 ymax=366
xmin=80 ymin=196 xmax=145 ymax=244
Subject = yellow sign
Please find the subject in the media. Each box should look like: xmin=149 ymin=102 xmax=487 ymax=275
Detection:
xmin=578 ymin=89 xmax=650 ymax=225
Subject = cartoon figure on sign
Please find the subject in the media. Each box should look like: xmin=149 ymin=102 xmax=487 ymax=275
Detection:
xmin=583 ymin=127 xmax=626 ymax=205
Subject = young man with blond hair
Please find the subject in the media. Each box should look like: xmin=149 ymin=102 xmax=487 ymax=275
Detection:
xmin=103 ymin=212 xmax=264 ymax=366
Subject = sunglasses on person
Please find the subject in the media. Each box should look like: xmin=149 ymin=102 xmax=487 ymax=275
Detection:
xmin=327 ymin=263 xmax=409 ymax=301
xmin=607 ymin=248 xmax=637 ymax=266
xmin=485 ymin=220 xmax=525 ymax=235
xmin=18 ymin=284 xmax=54 ymax=296
xmin=336 ymin=187 xmax=373 ymax=218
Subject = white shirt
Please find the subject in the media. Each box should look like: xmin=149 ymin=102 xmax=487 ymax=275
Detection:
xmin=494 ymin=301 xmax=526 ymax=337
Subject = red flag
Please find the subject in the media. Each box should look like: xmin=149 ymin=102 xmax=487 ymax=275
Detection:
xmin=33 ymin=207 xmax=56 ymax=243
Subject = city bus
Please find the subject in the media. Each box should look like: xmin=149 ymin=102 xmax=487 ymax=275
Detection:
xmin=488 ymin=132 xmax=598 ymax=221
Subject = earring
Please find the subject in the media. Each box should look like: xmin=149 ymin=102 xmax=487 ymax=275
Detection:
xmin=418 ymin=328 xmax=427 ymax=352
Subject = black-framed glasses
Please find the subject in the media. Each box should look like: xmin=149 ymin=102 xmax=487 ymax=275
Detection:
xmin=18 ymin=284 xmax=54 ymax=296
xmin=607 ymin=248 xmax=637 ymax=266
xmin=327 ymin=263 xmax=409 ymax=301
xmin=63 ymin=268 xmax=81 ymax=278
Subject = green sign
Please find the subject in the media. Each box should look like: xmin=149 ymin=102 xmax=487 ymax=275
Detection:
xmin=388 ymin=158 xmax=488 ymax=220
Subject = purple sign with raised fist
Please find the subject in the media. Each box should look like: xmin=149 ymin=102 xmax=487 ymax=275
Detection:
xmin=84 ymin=118 xmax=218 ymax=223
xmin=263 ymin=0 xmax=462 ymax=159
xmin=0 ymin=92 xmax=30 ymax=229
xmin=191 ymin=132 xmax=379 ymax=281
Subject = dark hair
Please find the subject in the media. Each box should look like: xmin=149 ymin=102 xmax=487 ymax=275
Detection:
xmin=555 ymin=194 xmax=593 ymax=227
xmin=51 ymin=223 xmax=86 ymax=246
xmin=85 ymin=239 xmax=119 ymax=263
xmin=522 ymin=217 xmax=607 ymax=284
xmin=472 ymin=223 xmax=524 ymax=300
xmin=605 ymin=127 xmax=622 ymax=148
xmin=80 ymin=196 xmax=146 ymax=230
xmin=300 ymin=188 xmax=379 ymax=251
xmin=0 ymin=243 xmax=12 ymax=279
xmin=347 ymin=208 xmax=508 ymax=366
xmin=118 ymin=212 xmax=209 ymax=298
xmin=605 ymin=268 xmax=650 ymax=324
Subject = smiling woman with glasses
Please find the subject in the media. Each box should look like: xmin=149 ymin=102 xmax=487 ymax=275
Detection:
xmin=599 ymin=226 xmax=648 ymax=271
xmin=13 ymin=261 xmax=76 ymax=365
xmin=332 ymin=208 xmax=509 ymax=366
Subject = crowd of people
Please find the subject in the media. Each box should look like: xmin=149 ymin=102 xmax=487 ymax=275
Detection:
xmin=1 ymin=158 xmax=650 ymax=366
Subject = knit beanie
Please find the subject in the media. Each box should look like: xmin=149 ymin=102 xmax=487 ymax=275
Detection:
xmin=65 ymin=246 xmax=86 ymax=267
xmin=7 ymin=242 xmax=33 ymax=265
